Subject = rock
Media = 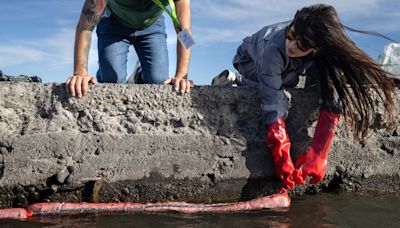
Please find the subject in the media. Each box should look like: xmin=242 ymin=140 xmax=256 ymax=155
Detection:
xmin=14 ymin=185 xmax=25 ymax=194
xmin=50 ymin=185 xmax=58 ymax=193
xmin=29 ymin=191 xmax=40 ymax=201
xmin=179 ymin=118 xmax=189 ymax=127
xmin=72 ymin=153 xmax=83 ymax=161
xmin=65 ymin=174 xmax=73 ymax=184
xmin=95 ymin=148 xmax=103 ymax=155
xmin=27 ymin=186 xmax=36 ymax=194
xmin=0 ymin=70 xmax=42 ymax=82
xmin=67 ymin=166 xmax=76 ymax=173
xmin=336 ymin=165 xmax=346 ymax=174
xmin=122 ymin=188 xmax=130 ymax=195
xmin=57 ymin=159 xmax=67 ymax=164
xmin=0 ymin=147 xmax=8 ymax=155
xmin=56 ymin=168 xmax=70 ymax=184
xmin=13 ymin=195 xmax=28 ymax=208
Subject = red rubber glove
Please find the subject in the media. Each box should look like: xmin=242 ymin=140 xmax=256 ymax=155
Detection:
xmin=265 ymin=118 xmax=303 ymax=189
xmin=295 ymin=109 xmax=340 ymax=184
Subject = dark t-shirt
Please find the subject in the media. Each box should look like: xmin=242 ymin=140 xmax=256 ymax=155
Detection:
xmin=107 ymin=0 xmax=169 ymax=29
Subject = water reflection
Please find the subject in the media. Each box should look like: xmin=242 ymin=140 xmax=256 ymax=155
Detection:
xmin=1 ymin=192 xmax=400 ymax=227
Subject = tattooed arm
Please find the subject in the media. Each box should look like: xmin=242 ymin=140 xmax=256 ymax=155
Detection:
xmin=67 ymin=0 xmax=108 ymax=97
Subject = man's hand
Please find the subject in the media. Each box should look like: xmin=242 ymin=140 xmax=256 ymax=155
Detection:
xmin=164 ymin=77 xmax=193 ymax=94
xmin=66 ymin=75 xmax=97 ymax=97
xmin=66 ymin=0 xmax=106 ymax=98
xmin=172 ymin=0 xmax=191 ymax=94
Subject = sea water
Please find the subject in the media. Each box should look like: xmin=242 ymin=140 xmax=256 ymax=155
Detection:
xmin=1 ymin=192 xmax=399 ymax=227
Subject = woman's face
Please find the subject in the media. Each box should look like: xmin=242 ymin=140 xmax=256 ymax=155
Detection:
xmin=285 ymin=26 xmax=316 ymax=58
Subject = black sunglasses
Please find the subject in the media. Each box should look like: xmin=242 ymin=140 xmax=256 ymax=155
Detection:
xmin=285 ymin=26 xmax=313 ymax=52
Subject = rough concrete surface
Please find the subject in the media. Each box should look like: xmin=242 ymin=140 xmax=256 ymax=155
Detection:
xmin=0 ymin=82 xmax=399 ymax=208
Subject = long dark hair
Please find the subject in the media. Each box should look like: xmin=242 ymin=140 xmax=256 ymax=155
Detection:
xmin=292 ymin=4 xmax=397 ymax=141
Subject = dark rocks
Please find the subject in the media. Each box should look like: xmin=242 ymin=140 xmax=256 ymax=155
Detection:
xmin=29 ymin=191 xmax=40 ymax=201
xmin=13 ymin=195 xmax=28 ymax=208
xmin=50 ymin=185 xmax=58 ymax=193
xmin=0 ymin=70 xmax=42 ymax=82
xmin=121 ymin=188 xmax=130 ymax=195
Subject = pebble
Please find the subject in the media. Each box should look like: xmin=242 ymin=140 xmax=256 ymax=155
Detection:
xmin=0 ymin=147 xmax=8 ymax=154
xmin=362 ymin=172 xmax=370 ymax=179
xmin=57 ymin=159 xmax=67 ymax=164
xmin=27 ymin=186 xmax=36 ymax=193
xmin=335 ymin=165 xmax=346 ymax=174
xmin=118 ymin=106 xmax=127 ymax=113
xmin=67 ymin=166 xmax=76 ymax=173
xmin=196 ymin=113 xmax=204 ymax=121
xmin=127 ymin=115 xmax=139 ymax=124
xmin=127 ymin=125 xmax=139 ymax=134
xmin=189 ymin=122 xmax=197 ymax=130
xmin=50 ymin=185 xmax=58 ymax=193
xmin=72 ymin=153 xmax=82 ymax=161
xmin=14 ymin=185 xmax=25 ymax=194
xmin=179 ymin=118 xmax=189 ymax=127
xmin=122 ymin=188 xmax=130 ymax=195
xmin=29 ymin=191 xmax=40 ymax=201
xmin=221 ymin=137 xmax=231 ymax=145
xmin=56 ymin=168 xmax=70 ymax=184
xmin=95 ymin=148 xmax=103 ymax=155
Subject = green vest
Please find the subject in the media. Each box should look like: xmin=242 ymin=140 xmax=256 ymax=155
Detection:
xmin=107 ymin=0 xmax=169 ymax=29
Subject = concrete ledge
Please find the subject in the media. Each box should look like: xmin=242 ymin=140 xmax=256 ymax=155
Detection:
xmin=0 ymin=83 xmax=399 ymax=208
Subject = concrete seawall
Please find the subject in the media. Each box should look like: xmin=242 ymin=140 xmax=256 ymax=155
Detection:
xmin=0 ymin=83 xmax=399 ymax=208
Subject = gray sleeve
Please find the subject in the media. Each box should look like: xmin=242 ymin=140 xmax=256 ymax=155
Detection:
xmin=257 ymin=45 xmax=289 ymax=126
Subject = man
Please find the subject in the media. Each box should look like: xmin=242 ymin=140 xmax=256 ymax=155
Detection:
xmin=67 ymin=0 xmax=192 ymax=97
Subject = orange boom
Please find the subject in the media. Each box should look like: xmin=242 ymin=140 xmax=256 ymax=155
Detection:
xmin=0 ymin=190 xmax=290 ymax=219
xmin=0 ymin=208 xmax=33 ymax=219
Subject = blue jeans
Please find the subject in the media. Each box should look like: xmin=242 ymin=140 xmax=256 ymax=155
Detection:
xmin=96 ymin=14 xmax=169 ymax=84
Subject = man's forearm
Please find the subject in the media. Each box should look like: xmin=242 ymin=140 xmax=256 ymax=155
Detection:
xmin=175 ymin=42 xmax=191 ymax=79
xmin=175 ymin=0 xmax=191 ymax=79
xmin=73 ymin=0 xmax=108 ymax=76
xmin=74 ymin=30 xmax=92 ymax=76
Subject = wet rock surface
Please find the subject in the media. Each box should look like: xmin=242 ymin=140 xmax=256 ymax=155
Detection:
xmin=0 ymin=82 xmax=399 ymax=207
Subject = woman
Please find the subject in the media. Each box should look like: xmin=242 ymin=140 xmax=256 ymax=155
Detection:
xmin=212 ymin=4 xmax=397 ymax=189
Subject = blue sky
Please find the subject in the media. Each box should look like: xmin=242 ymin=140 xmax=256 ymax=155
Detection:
xmin=1 ymin=0 xmax=399 ymax=85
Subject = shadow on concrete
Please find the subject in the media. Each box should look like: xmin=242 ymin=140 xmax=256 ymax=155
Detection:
xmin=190 ymin=85 xmax=320 ymax=200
